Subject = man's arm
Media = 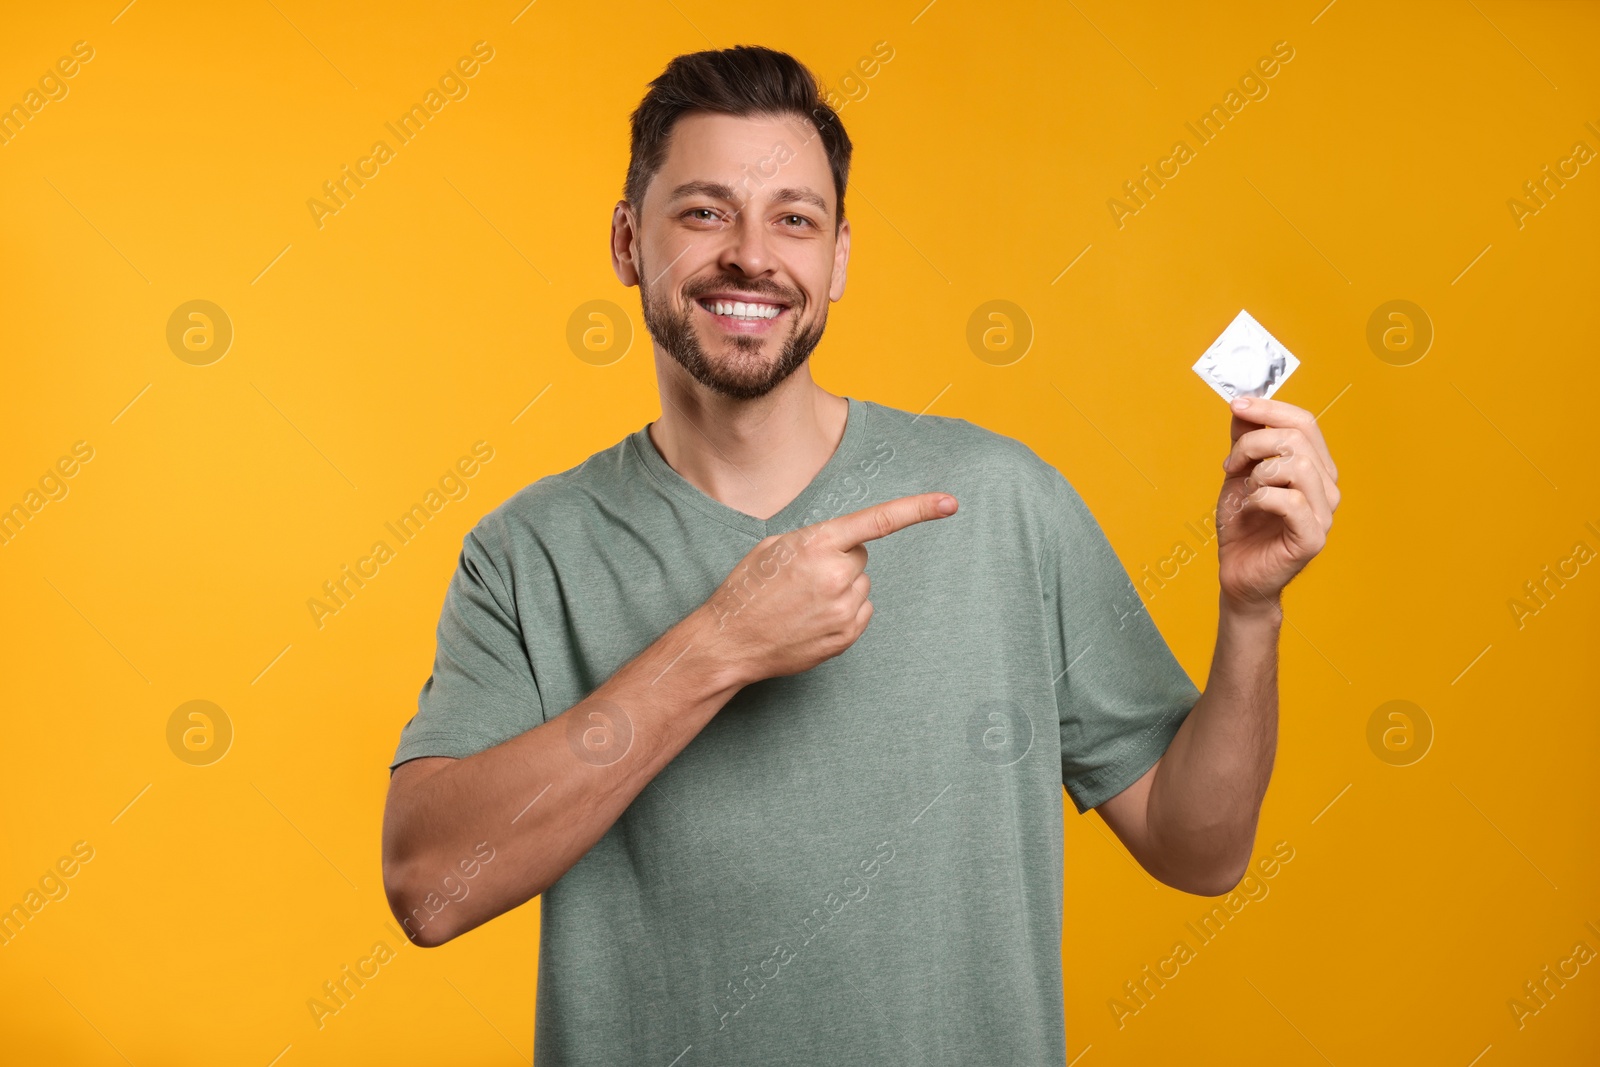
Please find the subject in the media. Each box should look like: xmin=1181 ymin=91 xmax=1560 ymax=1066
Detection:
xmin=381 ymin=492 xmax=958 ymax=946
xmin=1096 ymin=394 xmax=1337 ymax=896
xmin=382 ymin=603 xmax=744 ymax=947
xmin=1095 ymin=594 xmax=1281 ymax=896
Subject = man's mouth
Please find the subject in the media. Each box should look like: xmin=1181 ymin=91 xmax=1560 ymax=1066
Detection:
xmin=694 ymin=293 xmax=791 ymax=330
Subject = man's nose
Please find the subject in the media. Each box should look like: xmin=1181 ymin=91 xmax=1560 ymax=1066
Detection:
xmin=718 ymin=209 xmax=775 ymax=278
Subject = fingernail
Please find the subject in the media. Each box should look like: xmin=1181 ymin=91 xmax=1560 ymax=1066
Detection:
xmin=935 ymin=496 xmax=956 ymax=514
xmin=1232 ymin=397 xmax=1250 ymax=410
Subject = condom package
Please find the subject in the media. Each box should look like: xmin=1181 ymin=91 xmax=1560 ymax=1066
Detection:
xmin=1192 ymin=309 xmax=1299 ymax=403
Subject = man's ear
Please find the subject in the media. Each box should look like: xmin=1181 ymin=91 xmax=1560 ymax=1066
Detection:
xmin=828 ymin=216 xmax=850 ymax=301
xmin=611 ymin=200 xmax=641 ymax=287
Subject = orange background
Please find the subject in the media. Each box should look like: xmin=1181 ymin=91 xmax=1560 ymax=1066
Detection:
xmin=2 ymin=1 xmax=1596 ymax=1063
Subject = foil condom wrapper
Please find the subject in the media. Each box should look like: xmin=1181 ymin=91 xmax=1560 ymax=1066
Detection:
xmin=1192 ymin=309 xmax=1300 ymax=403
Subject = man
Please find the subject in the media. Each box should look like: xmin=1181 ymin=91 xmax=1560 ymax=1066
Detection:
xmin=381 ymin=44 xmax=1339 ymax=1065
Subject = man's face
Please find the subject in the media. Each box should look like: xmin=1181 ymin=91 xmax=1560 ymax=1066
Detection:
xmin=619 ymin=111 xmax=849 ymax=401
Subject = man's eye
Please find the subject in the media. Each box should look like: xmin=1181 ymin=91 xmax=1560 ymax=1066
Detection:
xmin=685 ymin=208 xmax=722 ymax=223
xmin=781 ymin=215 xmax=812 ymax=228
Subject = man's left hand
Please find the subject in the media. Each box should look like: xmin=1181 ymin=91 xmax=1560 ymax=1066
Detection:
xmin=1216 ymin=395 xmax=1341 ymax=615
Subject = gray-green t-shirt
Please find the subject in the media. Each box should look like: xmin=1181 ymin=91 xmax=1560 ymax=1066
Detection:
xmin=390 ymin=395 xmax=1200 ymax=1065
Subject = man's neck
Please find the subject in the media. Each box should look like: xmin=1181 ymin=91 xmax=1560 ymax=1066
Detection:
xmin=646 ymin=364 xmax=848 ymax=523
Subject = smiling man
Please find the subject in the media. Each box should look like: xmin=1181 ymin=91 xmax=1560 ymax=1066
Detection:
xmin=381 ymin=45 xmax=1339 ymax=1066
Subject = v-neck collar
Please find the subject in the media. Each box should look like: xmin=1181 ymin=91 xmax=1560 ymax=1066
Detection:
xmin=629 ymin=396 xmax=868 ymax=539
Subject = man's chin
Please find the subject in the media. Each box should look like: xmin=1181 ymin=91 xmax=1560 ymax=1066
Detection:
xmin=688 ymin=361 xmax=790 ymax=400
xmin=641 ymin=297 xmax=825 ymax=401
xmin=683 ymin=324 xmax=779 ymax=365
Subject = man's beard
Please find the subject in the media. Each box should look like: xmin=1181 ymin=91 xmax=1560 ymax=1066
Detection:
xmin=638 ymin=254 xmax=826 ymax=401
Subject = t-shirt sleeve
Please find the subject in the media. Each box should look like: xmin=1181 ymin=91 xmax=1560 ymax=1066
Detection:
xmin=1044 ymin=471 xmax=1200 ymax=815
xmin=389 ymin=525 xmax=545 ymax=773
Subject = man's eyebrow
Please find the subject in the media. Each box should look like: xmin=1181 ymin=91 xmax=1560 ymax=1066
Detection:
xmin=770 ymin=187 xmax=829 ymax=214
xmin=667 ymin=180 xmax=831 ymax=216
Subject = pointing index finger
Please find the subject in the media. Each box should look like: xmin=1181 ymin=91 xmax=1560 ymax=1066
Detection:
xmin=818 ymin=492 xmax=958 ymax=549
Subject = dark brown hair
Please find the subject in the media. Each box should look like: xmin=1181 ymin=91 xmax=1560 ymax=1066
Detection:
xmin=624 ymin=45 xmax=853 ymax=228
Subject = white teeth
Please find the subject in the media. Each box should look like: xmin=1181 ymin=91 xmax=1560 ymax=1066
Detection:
xmin=705 ymin=299 xmax=782 ymax=320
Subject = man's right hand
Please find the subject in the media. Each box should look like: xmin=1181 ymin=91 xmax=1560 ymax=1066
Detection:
xmin=700 ymin=492 xmax=959 ymax=686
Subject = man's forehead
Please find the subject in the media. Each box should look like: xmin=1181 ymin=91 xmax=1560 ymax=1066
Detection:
xmin=669 ymin=109 xmax=817 ymax=148
xmin=654 ymin=111 xmax=833 ymax=208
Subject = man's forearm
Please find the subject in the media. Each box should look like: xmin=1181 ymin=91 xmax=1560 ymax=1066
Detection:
xmin=383 ymin=603 xmax=745 ymax=944
xmin=1145 ymin=592 xmax=1282 ymax=894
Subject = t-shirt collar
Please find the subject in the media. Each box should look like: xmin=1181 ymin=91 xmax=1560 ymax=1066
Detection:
xmin=629 ymin=396 xmax=867 ymax=539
